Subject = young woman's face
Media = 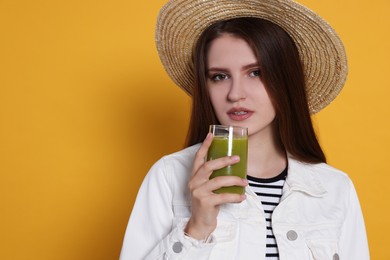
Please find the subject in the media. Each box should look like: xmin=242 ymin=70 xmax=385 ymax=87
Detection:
xmin=206 ymin=34 xmax=276 ymax=138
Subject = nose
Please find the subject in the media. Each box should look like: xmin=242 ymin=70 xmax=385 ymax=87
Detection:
xmin=227 ymin=77 xmax=246 ymax=102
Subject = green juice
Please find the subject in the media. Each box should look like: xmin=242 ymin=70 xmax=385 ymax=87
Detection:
xmin=207 ymin=136 xmax=248 ymax=194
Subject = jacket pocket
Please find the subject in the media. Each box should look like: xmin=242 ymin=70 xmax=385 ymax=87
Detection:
xmin=306 ymin=239 xmax=339 ymax=260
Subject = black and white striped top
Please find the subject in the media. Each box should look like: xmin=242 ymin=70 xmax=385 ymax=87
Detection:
xmin=247 ymin=168 xmax=287 ymax=260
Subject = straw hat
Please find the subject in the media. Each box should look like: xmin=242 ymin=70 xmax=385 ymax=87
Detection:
xmin=155 ymin=0 xmax=347 ymax=113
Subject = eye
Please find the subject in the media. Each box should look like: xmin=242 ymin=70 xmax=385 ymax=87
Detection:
xmin=249 ymin=69 xmax=261 ymax=77
xmin=209 ymin=73 xmax=229 ymax=82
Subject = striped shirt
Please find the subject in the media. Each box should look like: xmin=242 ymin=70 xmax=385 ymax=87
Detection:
xmin=247 ymin=168 xmax=287 ymax=260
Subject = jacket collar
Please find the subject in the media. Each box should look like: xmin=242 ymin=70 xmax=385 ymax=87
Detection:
xmin=284 ymin=157 xmax=327 ymax=197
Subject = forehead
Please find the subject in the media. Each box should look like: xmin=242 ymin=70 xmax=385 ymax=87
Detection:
xmin=207 ymin=34 xmax=258 ymax=67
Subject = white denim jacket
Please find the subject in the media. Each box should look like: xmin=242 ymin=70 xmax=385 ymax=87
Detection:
xmin=120 ymin=144 xmax=369 ymax=260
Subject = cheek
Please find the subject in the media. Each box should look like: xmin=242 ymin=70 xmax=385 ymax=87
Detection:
xmin=263 ymin=98 xmax=277 ymax=121
xmin=208 ymin=86 xmax=225 ymax=107
xmin=255 ymin=83 xmax=273 ymax=105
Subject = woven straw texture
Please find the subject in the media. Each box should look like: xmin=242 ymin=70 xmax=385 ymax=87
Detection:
xmin=156 ymin=0 xmax=347 ymax=114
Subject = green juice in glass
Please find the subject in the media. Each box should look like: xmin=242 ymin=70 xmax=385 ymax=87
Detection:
xmin=207 ymin=136 xmax=248 ymax=194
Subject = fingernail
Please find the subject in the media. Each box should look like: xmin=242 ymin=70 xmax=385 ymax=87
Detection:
xmin=231 ymin=155 xmax=240 ymax=161
xmin=242 ymin=178 xmax=248 ymax=185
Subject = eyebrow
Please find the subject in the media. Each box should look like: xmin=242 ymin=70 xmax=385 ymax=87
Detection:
xmin=207 ymin=62 xmax=260 ymax=72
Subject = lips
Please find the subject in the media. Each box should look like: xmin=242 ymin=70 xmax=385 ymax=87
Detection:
xmin=227 ymin=107 xmax=253 ymax=121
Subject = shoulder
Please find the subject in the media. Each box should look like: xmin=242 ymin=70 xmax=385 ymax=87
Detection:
xmin=310 ymin=162 xmax=350 ymax=181
xmin=290 ymin=158 xmax=351 ymax=182
xmin=287 ymin=158 xmax=354 ymax=198
xmin=148 ymin=143 xmax=200 ymax=173
xmin=144 ymin=144 xmax=201 ymax=197
xmin=160 ymin=143 xmax=201 ymax=169
xmin=310 ymin=162 xmax=352 ymax=189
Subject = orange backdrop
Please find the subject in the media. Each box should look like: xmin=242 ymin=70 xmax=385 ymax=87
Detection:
xmin=0 ymin=0 xmax=389 ymax=259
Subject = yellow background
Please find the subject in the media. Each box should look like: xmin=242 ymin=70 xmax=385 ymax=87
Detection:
xmin=0 ymin=0 xmax=389 ymax=259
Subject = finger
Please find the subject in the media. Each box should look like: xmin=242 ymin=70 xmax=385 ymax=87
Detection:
xmin=191 ymin=175 xmax=246 ymax=193
xmin=191 ymin=133 xmax=213 ymax=176
xmin=206 ymin=176 xmax=248 ymax=192
xmin=189 ymin=155 xmax=241 ymax=190
xmin=206 ymin=192 xmax=247 ymax=206
xmin=195 ymin=155 xmax=240 ymax=180
xmin=190 ymin=174 xmax=246 ymax=199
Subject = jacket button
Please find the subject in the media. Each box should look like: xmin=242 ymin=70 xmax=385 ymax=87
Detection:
xmin=286 ymin=230 xmax=298 ymax=241
xmin=172 ymin=241 xmax=183 ymax=253
xmin=333 ymin=253 xmax=340 ymax=260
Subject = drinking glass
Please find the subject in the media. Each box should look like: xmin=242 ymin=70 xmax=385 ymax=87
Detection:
xmin=207 ymin=125 xmax=248 ymax=194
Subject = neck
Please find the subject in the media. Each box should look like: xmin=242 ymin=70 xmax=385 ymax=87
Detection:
xmin=247 ymin=125 xmax=287 ymax=179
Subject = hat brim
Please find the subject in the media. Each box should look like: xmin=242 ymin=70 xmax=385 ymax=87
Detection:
xmin=156 ymin=0 xmax=347 ymax=114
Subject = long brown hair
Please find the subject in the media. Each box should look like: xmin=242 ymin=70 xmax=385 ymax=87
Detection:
xmin=186 ymin=17 xmax=326 ymax=164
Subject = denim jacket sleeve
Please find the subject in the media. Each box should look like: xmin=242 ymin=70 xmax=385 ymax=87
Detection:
xmin=338 ymin=179 xmax=370 ymax=259
xmin=119 ymin=156 xmax=215 ymax=260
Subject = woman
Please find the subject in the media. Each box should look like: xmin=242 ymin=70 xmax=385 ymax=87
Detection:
xmin=120 ymin=0 xmax=369 ymax=259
